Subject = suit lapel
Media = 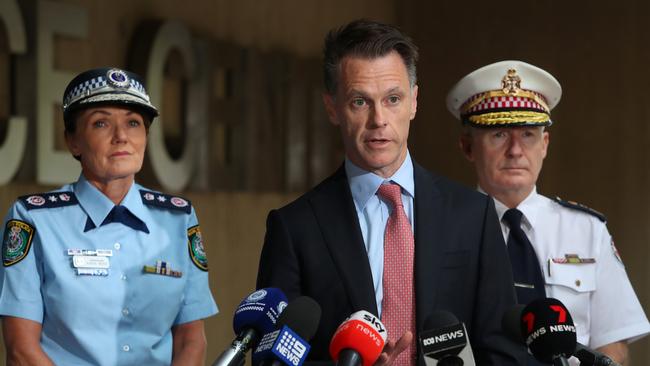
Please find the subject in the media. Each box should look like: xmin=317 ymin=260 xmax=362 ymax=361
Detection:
xmin=309 ymin=166 xmax=378 ymax=316
xmin=308 ymin=163 xmax=448 ymax=322
xmin=413 ymin=163 xmax=446 ymax=330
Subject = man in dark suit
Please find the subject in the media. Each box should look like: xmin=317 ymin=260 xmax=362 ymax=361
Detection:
xmin=257 ymin=19 xmax=524 ymax=365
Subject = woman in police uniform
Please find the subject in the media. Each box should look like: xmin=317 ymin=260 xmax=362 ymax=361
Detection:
xmin=0 ymin=68 xmax=218 ymax=365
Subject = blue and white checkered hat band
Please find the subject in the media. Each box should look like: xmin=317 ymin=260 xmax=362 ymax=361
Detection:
xmin=64 ymin=76 xmax=108 ymax=107
xmin=63 ymin=78 xmax=152 ymax=109
xmin=62 ymin=68 xmax=159 ymax=121
xmin=63 ymin=69 xmax=156 ymax=115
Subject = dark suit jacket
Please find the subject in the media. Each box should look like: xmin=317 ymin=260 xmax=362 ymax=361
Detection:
xmin=256 ymin=163 xmax=525 ymax=365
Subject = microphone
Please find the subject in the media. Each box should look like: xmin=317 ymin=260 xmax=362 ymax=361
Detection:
xmin=519 ymin=298 xmax=577 ymax=366
xmin=252 ymin=296 xmax=322 ymax=366
xmin=502 ymin=304 xmax=621 ymax=366
xmin=329 ymin=310 xmax=387 ymax=366
xmin=419 ymin=310 xmax=476 ymax=366
xmin=211 ymin=288 xmax=288 ymax=366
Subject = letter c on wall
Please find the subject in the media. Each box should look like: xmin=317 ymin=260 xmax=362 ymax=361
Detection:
xmin=146 ymin=21 xmax=197 ymax=191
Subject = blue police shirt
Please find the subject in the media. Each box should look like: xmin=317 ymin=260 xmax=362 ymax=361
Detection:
xmin=345 ymin=151 xmax=415 ymax=316
xmin=0 ymin=174 xmax=218 ymax=365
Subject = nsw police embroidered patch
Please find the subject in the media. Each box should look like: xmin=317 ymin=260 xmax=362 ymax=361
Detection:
xmin=611 ymin=240 xmax=624 ymax=266
xmin=187 ymin=225 xmax=208 ymax=271
xmin=3 ymin=220 xmax=35 ymax=267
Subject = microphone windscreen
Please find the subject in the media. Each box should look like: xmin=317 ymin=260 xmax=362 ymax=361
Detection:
xmin=278 ymin=296 xmax=322 ymax=341
xmin=329 ymin=310 xmax=387 ymax=366
xmin=233 ymin=288 xmax=288 ymax=336
xmin=521 ymin=297 xmax=577 ymax=363
xmin=423 ymin=310 xmax=460 ymax=330
xmin=502 ymin=304 xmax=526 ymax=342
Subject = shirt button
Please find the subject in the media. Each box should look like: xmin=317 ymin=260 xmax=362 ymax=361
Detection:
xmin=114 ymin=242 xmax=121 ymax=250
xmin=575 ymin=279 xmax=581 ymax=287
xmin=122 ymin=308 xmax=130 ymax=316
xmin=122 ymin=345 xmax=130 ymax=352
xmin=120 ymin=274 xmax=127 ymax=280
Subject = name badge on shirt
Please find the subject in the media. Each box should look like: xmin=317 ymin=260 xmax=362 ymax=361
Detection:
xmin=73 ymin=255 xmax=110 ymax=269
xmin=67 ymin=248 xmax=113 ymax=257
xmin=77 ymin=268 xmax=109 ymax=276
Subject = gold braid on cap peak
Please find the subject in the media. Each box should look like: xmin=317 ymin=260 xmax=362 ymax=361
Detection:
xmin=467 ymin=111 xmax=551 ymax=126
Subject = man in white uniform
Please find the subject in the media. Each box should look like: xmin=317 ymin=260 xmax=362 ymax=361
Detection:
xmin=446 ymin=60 xmax=650 ymax=364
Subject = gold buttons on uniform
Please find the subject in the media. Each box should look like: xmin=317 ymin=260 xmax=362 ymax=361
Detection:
xmin=575 ymin=279 xmax=581 ymax=287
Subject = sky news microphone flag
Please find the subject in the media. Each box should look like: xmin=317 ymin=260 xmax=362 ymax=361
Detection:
xmin=329 ymin=310 xmax=387 ymax=366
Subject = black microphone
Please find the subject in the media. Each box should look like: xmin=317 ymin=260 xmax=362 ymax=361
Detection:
xmin=502 ymin=304 xmax=554 ymax=365
xmin=253 ymin=296 xmax=322 ymax=366
xmin=211 ymin=288 xmax=288 ymax=366
xmin=502 ymin=302 xmax=621 ymax=366
xmin=418 ymin=310 xmax=476 ymax=366
xmin=519 ymin=298 xmax=577 ymax=366
xmin=574 ymin=343 xmax=621 ymax=366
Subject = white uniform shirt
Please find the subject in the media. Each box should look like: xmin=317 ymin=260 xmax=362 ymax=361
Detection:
xmin=488 ymin=187 xmax=650 ymax=350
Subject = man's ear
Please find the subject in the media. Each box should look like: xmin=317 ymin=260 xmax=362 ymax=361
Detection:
xmin=409 ymin=85 xmax=418 ymax=120
xmin=322 ymin=93 xmax=340 ymax=126
xmin=541 ymin=130 xmax=550 ymax=159
xmin=459 ymin=133 xmax=475 ymax=162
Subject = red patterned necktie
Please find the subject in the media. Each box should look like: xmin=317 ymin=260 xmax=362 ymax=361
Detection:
xmin=377 ymin=183 xmax=416 ymax=366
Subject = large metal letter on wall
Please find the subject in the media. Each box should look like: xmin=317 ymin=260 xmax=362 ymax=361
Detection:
xmin=0 ymin=0 xmax=27 ymax=184
xmin=36 ymin=0 xmax=86 ymax=184
xmin=146 ymin=21 xmax=197 ymax=191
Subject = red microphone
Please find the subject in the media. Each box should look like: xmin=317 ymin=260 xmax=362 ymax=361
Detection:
xmin=329 ymin=310 xmax=387 ymax=366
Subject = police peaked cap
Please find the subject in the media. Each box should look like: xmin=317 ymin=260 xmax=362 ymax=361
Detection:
xmin=62 ymin=67 xmax=159 ymax=126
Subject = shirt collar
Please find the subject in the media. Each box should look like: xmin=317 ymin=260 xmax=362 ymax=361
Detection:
xmin=345 ymin=151 xmax=415 ymax=211
xmin=481 ymin=186 xmax=542 ymax=229
xmin=74 ymin=174 xmax=148 ymax=229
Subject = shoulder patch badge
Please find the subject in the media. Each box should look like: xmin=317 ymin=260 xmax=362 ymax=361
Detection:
xmin=553 ymin=196 xmax=606 ymax=222
xmin=3 ymin=220 xmax=35 ymax=267
xmin=611 ymin=239 xmax=624 ymax=266
xmin=139 ymin=190 xmax=191 ymax=214
xmin=187 ymin=225 xmax=208 ymax=271
xmin=19 ymin=192 xmax=78 ymax=210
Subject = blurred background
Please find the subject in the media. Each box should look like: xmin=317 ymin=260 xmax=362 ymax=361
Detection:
xmin=1 ymin=0 xmax=649 ymax=364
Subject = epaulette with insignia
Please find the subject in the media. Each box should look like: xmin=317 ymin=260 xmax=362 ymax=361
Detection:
xmin=139 ymin=190 xmax=191 ymax=214
xmin=553 ymin=196 xmax=606 ymax=222
xmin=18 ymin=192 xmax=78 ymax=210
